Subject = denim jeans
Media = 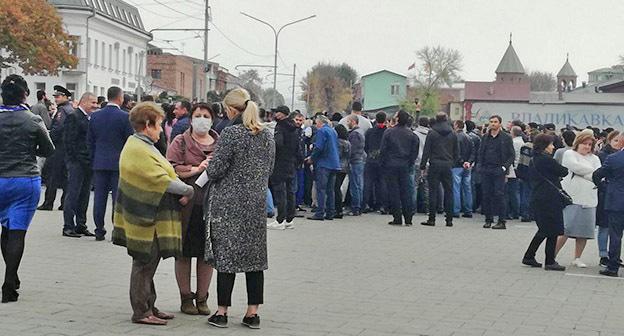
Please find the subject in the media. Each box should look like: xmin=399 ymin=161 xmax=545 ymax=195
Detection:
xmin=266 ymin=188 xmax=275 ymax=216
xmin=598 ymin=226 xmax=609 ymax=258
xmin=314 ymin=167 xmax=336 ymax=218
xmin=408 ymin=166 xmax=420 ymax=213
xmin=349 ymin=162 xmax=365 ymax=212
xmin=519 ymin=179 xmax=532 ymax=219
xmin=294 ymin=168 xmax=305 ymax=206
xmin=451 ymin=167 xmax=472 ymax=215
xmin=505 ymin=178 xmax=520 ymax=219
xmin=607 ymin=211 xmax=624 ymax=272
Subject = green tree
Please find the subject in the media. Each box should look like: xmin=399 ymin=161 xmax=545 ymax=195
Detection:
xmin=262 ymin=88 xmax=285 ymax=108
xmin=528 ymin=71 xmax=556 ymax=91
xmin=301 ymin=62 xmax=357 ymax=114
xmin=0 ymin=0 xmax=77 ymax=74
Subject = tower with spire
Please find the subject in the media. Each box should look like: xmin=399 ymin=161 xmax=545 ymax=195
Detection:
xmin=495 ymin=33 xmax=527 ymax=83
xmin=557 ymin=54 xmax=577 ymax=92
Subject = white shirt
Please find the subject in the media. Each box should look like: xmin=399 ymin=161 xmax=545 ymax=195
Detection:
xmin=561 ymin=150 xmax=601 ymax=207
xmin=339 ymin=114 xmax=372 ymax=136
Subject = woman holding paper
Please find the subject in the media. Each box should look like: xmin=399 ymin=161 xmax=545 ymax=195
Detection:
xmin=166 ymin=103 xmax=219 ymax=316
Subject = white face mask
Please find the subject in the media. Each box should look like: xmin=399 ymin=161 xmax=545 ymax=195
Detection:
xmin=192 ymin=117 xmax=212 ymax=135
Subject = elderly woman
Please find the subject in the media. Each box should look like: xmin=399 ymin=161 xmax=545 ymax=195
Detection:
xmin=112 ymin=102 xmax=194 ymax=326
xmin=0 ymin=75 xmax=55 ymax=303
xmin=522 ymin=134 xmax=569 ymax=271
xmin=555 ymin=131 xmax=601 ymax=268
xmin=204 ymin=88 xmax=275 ymax=329
xmin=166 ymin=103 xmax=218 ymax=315
xmin=596 ymin=130 xmax=622 ymax=266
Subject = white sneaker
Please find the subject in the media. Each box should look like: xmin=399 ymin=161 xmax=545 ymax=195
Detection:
xmin=266 ymin=221 xmax=286 ymax=230
xmin=572 ymin=258 xmax=587 ymax=268
xmin=285 ymin=221 xmax=294 ymax=229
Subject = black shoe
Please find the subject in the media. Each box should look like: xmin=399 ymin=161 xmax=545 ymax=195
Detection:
xmin=334 ymin=213 xmax=343 ymax=219
xmin=544 ymin=263 xmax=566 ymax=271
xmin=267 ymin=213 xmax=274 ymax=218
xmin=462 ymin=213 xmax=473 ymax=218
xmin=208 ymin=313 xmax=228 ymax=328
xmin=62 ymin=230 xmax=81 ymax=238
xmin=75 ymin=229 xmax=95 ymax=237
xmin=600 ymin=257 xmax=609 ymax=267
xmin=421 ymin=220 xmax=435 ymax=227
xmin=346 ymin=211 xmax=361 ymax=216
xmin=600 ymin=269 xmax=619 ymax=277
xmin=520 ymin=218 xmax=532 ymax=223
xmin=362 ymin=208 xmax=375 ymax=214
xmin=452 ymin=214 xmax=460 ymax=218
xmin=296 ymin=206 xmax=307 ymax=212
xmin=95 ymin=235 xmax=106 ymax=241
xmin=522 ymin=257 xmax=542 ymax=268
xmin=307 ymin=216 xmax=324 ymax=221
xmin=241 ymin=314 xmax=260 ymax=329
xmin=1 ymin=288 xmax=18 ymax=303
xmin=405 ymin=222 xmax=413 ymax=226
xmin=483 ymin=222 xmax=492 ymax=229
xmin=37 ymin=204 xmax=53 ymax=211
xmin=57 ymin=205 xmax=64 ymax=211
xmin=15 ymin=278 xmax=20 ymax=290
xmin=388 ymin=221 xmax=402 ymax=225
xmin=446 ymin=221 xmax=453 ymax=227
xmin=380 ymin=210 xmax=388 ymax=215
xmin=491 ymin=222 xmax=506 ymax=230
xmin=294 ymin=214 xmax=304 ymax=218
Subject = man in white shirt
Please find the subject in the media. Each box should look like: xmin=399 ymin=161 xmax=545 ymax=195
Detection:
xmin=339 ymin=102 xmax=371 ymax=137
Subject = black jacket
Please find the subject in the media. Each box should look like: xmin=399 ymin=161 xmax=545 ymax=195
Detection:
xmin=478 ymin=129 xmax=515 ymax=174
xmin=420 ymin=122 xmax=458 ymax=170
xmin=380 ymin=125 xmax=419 ymax=168
xmin=271 ymin=118 xmax=301 ymax=182
xmin=530 ymin=152 xmax=568 ymax=236
xmin=64 ymin=108 xmax=91 ymax=165
xmin=49 ymin=101 xmax=72 ymax=148
xmin=0 ymin=105 xmax=55 ymax=177
xmin=455 ymin=130 xmax=474 ymax=167
xmin=364 ymin=124 xmax=386 ymax=164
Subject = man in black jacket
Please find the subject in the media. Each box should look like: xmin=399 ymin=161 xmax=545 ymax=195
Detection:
xmin=420 ymin=113 xmax=459 ymax=227
xmin=62 ymin=92 xmax=98 ymax=238
xmin=380 ymin=110 xmax=419 ymax=225
xmin=452 ymin=120 xmax=475 ymax=218
xmin=268 ymin=106 xmax=301 ymax=229
xmin=363 ymin=112 xmax=387 ymax=213
xmin=478 ymin=115 xmax=516 ymax=229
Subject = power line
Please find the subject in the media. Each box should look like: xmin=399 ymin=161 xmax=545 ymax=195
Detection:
xmin=150 ymin=0 xmax=204 ymax=20
xmin=126 ymin=0 xmax=187 ymax=18
xmin=210 ymin=21 xmax=273 ymax=58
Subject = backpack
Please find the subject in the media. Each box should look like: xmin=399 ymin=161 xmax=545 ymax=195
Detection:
xmin=516 ymin=142 xmax=533 ymax=180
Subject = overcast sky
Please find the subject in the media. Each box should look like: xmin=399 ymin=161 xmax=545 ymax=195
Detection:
xmin=133 ymin=0 xmax=624 ymax=107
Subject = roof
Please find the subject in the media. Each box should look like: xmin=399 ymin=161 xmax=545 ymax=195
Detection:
xmin=557 ymin=57 xmax=577 ymax=77
xmin=464 ymin=80 xmax=530 ymax=101
xmin=588 ymin=65 xmax=624 ymax=75
xmin=49 ymin=0 xmax=148 ymax=35
xmin=530 ymin=91 xmax=624 ymax=105
xmin=495 ymin=42 xmax=525 ymax=74
xmin=361 ymin=69 xmax=406 ymax=79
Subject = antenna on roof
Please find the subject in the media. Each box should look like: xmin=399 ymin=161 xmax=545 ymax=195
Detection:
xmin=566 ymin=52 xmax=569 ymax=61
xmin=509 ymin=32 xmax=512 ymax=44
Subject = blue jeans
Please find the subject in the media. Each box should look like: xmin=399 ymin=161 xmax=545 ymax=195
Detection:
xmin=294 ymin=168 xmax=305 ymax=206
xmin=314 ymin=167 xmax=336 ymax=218
xmin=519 ymin=179 xmax=532 ymax=219
xmin=607 ymin=211 xmax=624 ymax=272
xmin=408 ymin=166 xmax=420 ymax=213
xmin=266 ymin=188 xmax=275 ymax=215
xmin=349 ymin=162 xmax=364 ymax=212
xmin=505 ymin=178 xmax=520 ymax=219
xmin=452 ymin=167 xmax=472 ymax=215
xmin=598 ymin=226 xmax=609 ymax=258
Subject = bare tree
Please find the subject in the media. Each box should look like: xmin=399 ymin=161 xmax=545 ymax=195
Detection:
xmin=411 ymin=45 xmax=462 ymax=114
xmin=528 ymin=71 xmax=556 ymax=91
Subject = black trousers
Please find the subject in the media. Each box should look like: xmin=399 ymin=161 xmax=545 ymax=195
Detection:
xmin=63 ymin=162 xmax=93 ymax=232
xmin=270 ymin=177 xmax=296 ymax=223
xmin=385 ymin=166 xmax=412 ymax=223
xmin=524 ymin=232 xmax=557 ymax=265
xmin=427 ymin=164 xmax=453 ymax=220
xmin=303 ymin=164 xmax=314 ymax=206
xmin=1 ymin=228 xmax=26 ymax=299
xmin=334 ymin=172 xmax=347 ymax=215
xmin=363 ymin=162 xmax=387 ymax=211
xmin=481 ymin=169 xmax=506 ymax=222
xmin=217 ymin=271 xmax=264 ymax=307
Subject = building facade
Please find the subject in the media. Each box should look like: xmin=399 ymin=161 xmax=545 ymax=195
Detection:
xmin=354 ymin=70 xmax=407 ymax=113
xmin=0 ymin=0 xmax=152 ymax=105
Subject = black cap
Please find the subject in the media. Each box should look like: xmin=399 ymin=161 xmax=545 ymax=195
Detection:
xmin=52 ymin=85 xmax=71 ymax=97
xmin=544 ymin=123 xmax=556 ymax=131
xmin=275 ymin=105 xmax=290 ymax=115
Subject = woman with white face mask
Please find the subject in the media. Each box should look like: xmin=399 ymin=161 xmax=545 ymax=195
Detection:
xmin=166 ymin=103 xmax=219 ymax=316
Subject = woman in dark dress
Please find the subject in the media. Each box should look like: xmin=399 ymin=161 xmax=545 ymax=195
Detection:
xmin=522 ymin=133 xmax=569 ymax=271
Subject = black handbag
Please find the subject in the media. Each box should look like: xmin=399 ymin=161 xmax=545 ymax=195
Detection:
xmin=531 ymin=161 xmax=574 ymax=207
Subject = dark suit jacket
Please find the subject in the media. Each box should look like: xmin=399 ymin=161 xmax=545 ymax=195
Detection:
xmin=63 ymin=108 xmax=90 ymax=165
xmin=88 ymin=104 xmax=134 ymax=171
xmin=593 ymin=149 xmax=624 ymax=212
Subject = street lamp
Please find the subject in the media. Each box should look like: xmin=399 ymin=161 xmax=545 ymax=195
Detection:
xmin=240 ymin=12 xmax=315 ymax=93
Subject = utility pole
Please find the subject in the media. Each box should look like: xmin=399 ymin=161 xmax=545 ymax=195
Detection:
xmin=291 ymin=63 xmax=296 ymax=110
xmin=203 ymin=0 xmax=210 ymax=99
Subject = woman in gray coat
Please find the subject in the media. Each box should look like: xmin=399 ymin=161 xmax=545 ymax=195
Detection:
xmin=204 ymin=88 xmax=275 ymax=329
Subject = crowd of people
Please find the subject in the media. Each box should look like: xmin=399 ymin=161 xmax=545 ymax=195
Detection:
xmin=1 ymin=74 xmax=624 ymax=329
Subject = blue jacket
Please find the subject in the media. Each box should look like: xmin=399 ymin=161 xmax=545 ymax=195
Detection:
xmin=311 ymin=124 xmax=340 ymax=171
xmin=593 ymin=149 xmax=624 ymax=212
xmin=88 ymin=104 xmax=134 ymax=171
xmin=170 ymin=115 xmax=190 ymax=141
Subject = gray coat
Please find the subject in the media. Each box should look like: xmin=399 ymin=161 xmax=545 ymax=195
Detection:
xmin=204 ymin=123 xmax=275 ymax=273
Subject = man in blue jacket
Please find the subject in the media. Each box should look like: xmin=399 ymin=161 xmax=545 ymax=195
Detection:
xmin=594 ymin=135 xmax=624 ymax=277
xmin=88 ymin=86 xmax=134 ymax=241
xmin=307 ymin=115 xmax=341 ymax=221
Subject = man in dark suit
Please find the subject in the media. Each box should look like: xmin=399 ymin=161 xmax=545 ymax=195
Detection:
xmin=38 ymin=85 xmax=73 ymax=211
xmin=88 ymin=86 xmax=134 ymax=241
xmin=594 ymin=135 xmax=624 ymax=277
xmin=62 ymin=92 xmax=98 ymax=238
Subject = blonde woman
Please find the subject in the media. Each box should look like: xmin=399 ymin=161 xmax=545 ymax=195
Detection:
xmin=556 ymin=131 xmax=601 ymax=267
xmin=204 ymin=88 xmax=275 ymax=329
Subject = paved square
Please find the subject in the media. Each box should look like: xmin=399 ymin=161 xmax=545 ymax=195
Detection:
xmin=2 ymin=194 xmax=624 ymax=336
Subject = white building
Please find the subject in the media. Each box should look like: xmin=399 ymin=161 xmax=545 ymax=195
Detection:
xmin=1 ymin=0 xmax=151 ymax=105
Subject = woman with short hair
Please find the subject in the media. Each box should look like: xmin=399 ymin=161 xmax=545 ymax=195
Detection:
xmin=0 ymin=75 xmax=55 ymax=303
xmin=112 ymin=102 xmax=194 ymax=325
xmin=556 ymin=131 xmax=601 ymax=267
xmin=204 ymin=88 xmax=275 ymax=329
xmin=166 ymin=103 xmax=218 ymax=315
xmin=522 ymin=133 xmax=569 ymax=271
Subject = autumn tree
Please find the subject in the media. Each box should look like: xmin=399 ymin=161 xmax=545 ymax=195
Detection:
xmin=262 ymin=88 xmax=285 ymax=108
xmin=238 ymin=69 xmax=264 ymax=105
xmin=528 ymin=71 xmax=556 ymax=91
xmin=411 ymin=45 xmax=462 ymax=115
xmin=301 ymin=62 xmax=357 ymax=114
xmin=0 ymin=0 xmax=77 ymax=74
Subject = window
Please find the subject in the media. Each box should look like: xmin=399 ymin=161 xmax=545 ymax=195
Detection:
xmin=128 ymin=50 xmax=132 ymax=74
xmin=66 ymin=83 xmax=77 ymax=97
xmin=151 ymin=69 xmax=162 ymax=79
xmin=35 ymin=82 xmax=46 ymax=92
xmin=115 ymin=44 xmax=120 ymax=71
xmin=100 ymin=87 xmax=105 ymax=97
xmin=390 ymin=84 xmax=400 ymax=96
xmin=94 ymin=39 xmax=99 ymax=66
xmin=101 ymin=42 xmax=105 ymax=68
xmin=93 ymin=85 xmax=98 ymax=94
xmin=108 ymin=44 xmax=112 ymax=68
xmin=181 ymin=72 xmax=185 ymax=93
xmin=69 ymin=35 xmax=79 ymax=56
xmin=122 ymin=51 xmax=126 ymax=73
